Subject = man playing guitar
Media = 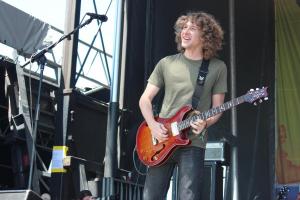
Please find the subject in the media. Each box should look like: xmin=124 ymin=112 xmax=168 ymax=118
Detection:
xmin=139 ymin=11 xmax=227 ymax=200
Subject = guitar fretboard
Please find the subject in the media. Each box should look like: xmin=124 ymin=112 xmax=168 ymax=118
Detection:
xmin=177 ymin=95 xmax=246 ymax=131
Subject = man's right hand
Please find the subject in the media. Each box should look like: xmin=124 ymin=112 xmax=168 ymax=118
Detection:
xmin=148 ymin=121 xmax=169 ymax=142
xmin=139 ymin=83 xmax=168 ymax=142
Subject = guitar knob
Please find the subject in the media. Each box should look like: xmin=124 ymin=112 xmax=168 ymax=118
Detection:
xmin=264 ymin=97 xmax=268 ymax=101
xmin=250 ymin=89 xmax=254 ymax=91
xmin=253 ymin=102 xmax=257 ymax=106
xmin=259 ymin=99 xmax=263 ymax=103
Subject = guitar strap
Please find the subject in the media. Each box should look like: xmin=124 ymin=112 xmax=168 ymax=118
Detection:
xmin=192 ymin=59 xmax=210 ymax=109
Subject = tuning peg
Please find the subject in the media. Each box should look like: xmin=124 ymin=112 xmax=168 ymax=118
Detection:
xmin=250 ymin=89 xmax=254 ymax=91
xmin=256 ymin=88 xmax=259 ymax=90
xmin=264 ymin=97 xmax=268 ymax=101
xmin=259 ymin=99 xmax=263 ymax=103
xmin=253 ymin=102 xmax=257 ymax=106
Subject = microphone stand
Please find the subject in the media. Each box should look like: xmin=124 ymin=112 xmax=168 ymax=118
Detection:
xmin=25 ymin=16 xmax=94 ymax=191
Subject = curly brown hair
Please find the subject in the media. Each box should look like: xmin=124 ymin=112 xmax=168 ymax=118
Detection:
xmin=174 ymin=11 xmax=224 ymax=60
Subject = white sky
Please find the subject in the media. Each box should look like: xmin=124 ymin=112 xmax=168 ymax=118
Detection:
xmin=0 ymin=0 xmax=116 ymax=89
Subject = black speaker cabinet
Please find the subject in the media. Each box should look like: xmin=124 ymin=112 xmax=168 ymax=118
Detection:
xmin=0 ymin=190 xmax=42 ymax=200
xmin=200 ymin=161 xmax=223 ymax=200
xmin=168 ymin=161 xmax=224 ymax=200
xmin=68 ymin=90 xmax=108 ymax=163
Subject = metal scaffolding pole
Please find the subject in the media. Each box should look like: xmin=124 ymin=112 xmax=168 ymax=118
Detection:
xmin=103 ymin=0 xmax=124 ymax=178
xmin=229 ymin=0 xmax=239 ymax=199
xmin=102 ymin=0 xmax=124 ymax=198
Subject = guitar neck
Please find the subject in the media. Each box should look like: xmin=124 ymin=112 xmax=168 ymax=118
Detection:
xmin=178 ymin=95 xmax=246 ymax=131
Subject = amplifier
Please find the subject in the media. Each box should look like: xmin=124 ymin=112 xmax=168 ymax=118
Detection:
xmin=205 ymin=141 xmax=229 ymax=162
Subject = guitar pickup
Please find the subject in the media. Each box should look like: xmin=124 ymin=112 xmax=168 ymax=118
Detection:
xmin=171 ymin=122 xmax=179 ymax=136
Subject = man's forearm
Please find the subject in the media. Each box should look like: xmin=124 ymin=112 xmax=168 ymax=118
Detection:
xmin=139 ymin=97 xmax=157 ymax=126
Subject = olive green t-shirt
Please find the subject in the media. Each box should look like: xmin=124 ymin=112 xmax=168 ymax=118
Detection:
xmin=148 ymin=53 xmax=227 ymax=148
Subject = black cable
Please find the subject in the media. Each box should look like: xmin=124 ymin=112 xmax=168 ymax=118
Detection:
xmin=132 ymin=145 xmax=147 ymax=198
xmin=132 ymin=145 xmax=147 ymax=176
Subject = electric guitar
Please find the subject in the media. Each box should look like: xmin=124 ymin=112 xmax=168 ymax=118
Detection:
xmin=136 ymin=87 xmax=268 ymax=166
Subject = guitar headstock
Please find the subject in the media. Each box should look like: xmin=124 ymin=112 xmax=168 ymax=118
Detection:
xmin=244 ymin=87 xmax=268 ymax=105
xmin=277 ymin=185 xmax=289 ymax=200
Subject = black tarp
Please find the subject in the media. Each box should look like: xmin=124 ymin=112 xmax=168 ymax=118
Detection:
xmin=123 ymin=0 xmax=275 ymax=199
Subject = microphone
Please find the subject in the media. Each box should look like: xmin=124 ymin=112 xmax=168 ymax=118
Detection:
xmin=86 ymin=13 xmax=108 ymax=22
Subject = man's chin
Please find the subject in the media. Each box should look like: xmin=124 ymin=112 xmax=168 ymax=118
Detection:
xmin=181 ymin=43 xmax=189 ymax=49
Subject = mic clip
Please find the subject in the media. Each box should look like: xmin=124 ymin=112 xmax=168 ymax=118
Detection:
xmin=86 ymin=13 xmax=108 ymax=22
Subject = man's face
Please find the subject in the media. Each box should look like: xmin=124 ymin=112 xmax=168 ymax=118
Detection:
xmin=180 ymin=20 xmax=203 ymax=51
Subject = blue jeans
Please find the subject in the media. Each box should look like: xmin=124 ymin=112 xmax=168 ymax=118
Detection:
xmin=142 ymin=146 xmax=205 ymax=200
